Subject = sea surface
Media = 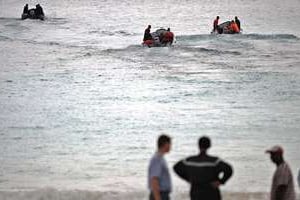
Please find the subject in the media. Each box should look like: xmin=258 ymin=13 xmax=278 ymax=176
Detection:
xmin=0 ymin=0 xmax=300 ymax=199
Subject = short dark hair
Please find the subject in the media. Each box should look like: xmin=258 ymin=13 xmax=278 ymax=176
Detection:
xmin=198 ymin=136 xmax=211 ymax=149
xmin=158 ymin=134 xmax=171 ymax=149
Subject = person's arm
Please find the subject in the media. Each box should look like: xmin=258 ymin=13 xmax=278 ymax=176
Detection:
xmin=173 ymin=160 xmax=189 ymax=182
xmin=151 ymin=177 xmax=161 ymax=200
xmin=217 ymin=160 xmax=233 ymax=185
xmin=275 ymin=185 xmax=287 ymax=200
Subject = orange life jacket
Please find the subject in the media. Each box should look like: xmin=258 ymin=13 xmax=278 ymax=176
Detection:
xmin=230 ymin=22 xmax=240 ymax=33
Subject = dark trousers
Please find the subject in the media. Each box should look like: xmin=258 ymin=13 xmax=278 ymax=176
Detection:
xmin=149 ymin=191 xmax=170 ymax=200
xmin=190 ymin=188 xmax=221 ymax=200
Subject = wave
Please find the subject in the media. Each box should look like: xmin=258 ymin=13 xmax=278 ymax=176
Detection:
xmin=104 ymin=44 xmax=241 ymax=57
xmin=177 ymin=33 xmax=299 ymax=41
xmin=0 ymin=188 xmax=281 ymax=200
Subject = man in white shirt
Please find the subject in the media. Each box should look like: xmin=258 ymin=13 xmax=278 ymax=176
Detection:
xmin=266 ymin=145 xmax=296 ymax=200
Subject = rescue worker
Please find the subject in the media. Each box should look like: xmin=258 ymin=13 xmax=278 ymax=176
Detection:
xmin=143 ymin=25 xmax=152 ymax=41
xmin=213 ymin=16 xmax=219 ymax=32
xmin=235 ymin=16 xmax=241 ymax=31
xmin=35 ymin=4 xmax=44 ymax=17
xmin=229 ymin=20 xmax=240 ymax=33
xmin=161 ymin=28 xmax=174 ymax=45
xmin=173 ymin=136 xmax=233 ymax=200
xmin=23 ymin=4 xmax=29 ymax=14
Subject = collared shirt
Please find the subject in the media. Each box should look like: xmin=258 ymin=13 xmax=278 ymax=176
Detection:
xmin=148 ymin=152 xmax=172 ymax=192
xmin=271 ymin=162 xmax=296 ymax=200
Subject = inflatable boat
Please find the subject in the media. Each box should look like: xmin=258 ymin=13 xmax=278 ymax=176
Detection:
xmin=211 ymin=21 xmax=240 ymax=34
xmin=21 ymin=9 xmax=45 ymax=20
xmin=143 ymin=28 xmax=174 ymax=47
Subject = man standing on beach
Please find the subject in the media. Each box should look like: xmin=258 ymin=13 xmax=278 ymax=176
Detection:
xmin=266 ymin=146 xmax=296 ymax=200
xmin=173 ymin=136 xmax=233 ymax=200
xmin=148 ymin=135 xmax=172 ymax=200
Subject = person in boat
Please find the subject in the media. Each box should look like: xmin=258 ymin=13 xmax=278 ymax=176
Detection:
xmin=143 ymin=25 xmax=152 ymax=41
xmin=229 ymin=20 xmax=240 ymax=34
xmin=35 ymin=4 xmax=44 ymax=16
xmin=213 ymin=16 xmax=219 ymax=32
xmin=161 ymin=28 xmax=174 ymax=45
xmin=235 ymin=16 xmax=241 ymax=31
xmin=23 ymin=4 xmax=29 ymax=14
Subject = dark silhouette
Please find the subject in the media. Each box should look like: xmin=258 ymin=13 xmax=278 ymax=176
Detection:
xmin=213 ymin=16 xmax=219 ymax=32
xmin=235 ymin=16 xmax=241 ymax=30
xmin=174 ymin=136 xmax=233 ymax=200
xmin=266 ymin=146 xmax=296 ymax=200
xmin=23 ymin=4 xmax=28 ymax=14
xmin=143 ymin=25 xmax=152 ymax=41
xmin=35 ymin=4 xmax=44 ymax=16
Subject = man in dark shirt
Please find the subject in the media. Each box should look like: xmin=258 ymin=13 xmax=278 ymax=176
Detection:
xmin=143 ymin=25 xmax=152 ymax=41
xmin=235 ymin=16 xmax=241 ymax=31
xmin=173 ymin=136 xmax=233 ymax=200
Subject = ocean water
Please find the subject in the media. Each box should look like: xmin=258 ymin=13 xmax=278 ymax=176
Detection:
xmin=0 ymin=0 xmax=300 ymax=199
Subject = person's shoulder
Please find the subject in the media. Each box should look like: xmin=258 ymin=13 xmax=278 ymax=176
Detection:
xmin=280 ymin=162 xmax=292 ymax=171
xmin=185 ymin=155 xmax=199 ymax=161
xmin=150 ymin=153 xmax=163 ymax=162
xmin=205 ymin=154 xmax=221 ymax=162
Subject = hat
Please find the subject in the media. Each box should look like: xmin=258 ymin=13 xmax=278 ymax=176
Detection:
xmin=266 ymin=145 xmax=284 ymax=155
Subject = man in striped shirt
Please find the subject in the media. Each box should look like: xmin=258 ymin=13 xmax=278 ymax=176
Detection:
xmin=173 ymin=136 xmax=233 ymax=200
xmin=266 ymin=146 xmax=296 ymax=200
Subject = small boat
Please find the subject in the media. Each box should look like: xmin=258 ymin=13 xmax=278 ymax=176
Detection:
xmin=21 ymin=8 xmax=45 ymax=20
xmin=211 ymin=21 xmax=241 ymax=34
xmin=143 ymin=28 xmax=174 ymax=47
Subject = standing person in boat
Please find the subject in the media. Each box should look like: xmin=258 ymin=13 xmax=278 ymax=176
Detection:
xmin=23 ymin=4 xmax=29 ymax=14
xmin=173 ymin=136 xmax=233 ymax=200
xmin=144 ymin=25 xmax=152 ymax=41
xmin=213 ymin=16 xmax=220 ymax=32
xmin=266 ymin=145 xmax=296 ymax=200
xmin=148 ymin=134 xmax=172 ymax=200
xmin=235 ymin=16 xmax=241 ymax=31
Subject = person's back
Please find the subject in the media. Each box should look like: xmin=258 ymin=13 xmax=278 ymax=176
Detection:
xmin=174 ymin=137 xmax=233 ymax=200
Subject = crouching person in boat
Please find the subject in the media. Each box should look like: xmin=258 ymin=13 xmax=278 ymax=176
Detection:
xmin=161 ymin=28 xmax=174 ymax=46
xmin=229 ymin=20 xmax=240 ymax=34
